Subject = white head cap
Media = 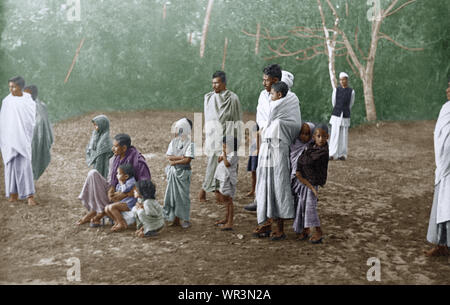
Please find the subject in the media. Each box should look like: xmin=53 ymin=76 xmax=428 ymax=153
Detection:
xmin=281 ymin=70 xmax=294 ymax=89
xmin=339 ymin=72 xmax=349 ymax=79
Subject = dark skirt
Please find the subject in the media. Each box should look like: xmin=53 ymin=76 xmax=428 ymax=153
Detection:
xmin=247 ymin=156 xmax=258 ymax=172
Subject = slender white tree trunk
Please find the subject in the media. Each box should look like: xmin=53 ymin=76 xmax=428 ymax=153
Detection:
xmin=200 ymin=0 xmax=214 ymax=58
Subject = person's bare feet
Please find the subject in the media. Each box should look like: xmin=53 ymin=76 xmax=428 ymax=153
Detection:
xmin=220 ymin=223 xmax=233 ymax=231
xmin=8 ymin=193 xmax=18 ymax=202
xmin=245 ymin=191 xmax=255 ymax=198
xmin=198 ymin=189 xmax=206 ymax=202
xmin=77 ymin=211 xmax=96 ymax=225
xmin=111 ymin=221 xmax=127 ymax=232
xmin=27 ymin=196 xmax=38 ymax=206
xmin=424 ymin=245 xmax=450 ymax=257
xmin=137 ymin=230 xmax=145 ymax=238
xmin=310 ymin=227 xmax=323 ymax=244
xmin=215 ymin=219 xmax=227 ymax=226
xmin=296 ymin=228 xmax=311 ymax=241
xmin=169 ymin=217 xmax=181 ymax=227
xmin=135 ymin=227 xmax=144 ymax=236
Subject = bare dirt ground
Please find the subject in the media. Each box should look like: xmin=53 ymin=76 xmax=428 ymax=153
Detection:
xmin=0 ymin=110 xmax=449 ymax=285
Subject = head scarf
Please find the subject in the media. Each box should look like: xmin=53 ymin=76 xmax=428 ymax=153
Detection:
xmin=281 ymin=70 xmax=294 ymax=89
xmin=86 ymin=115 xmax=113 ymax=166
xmin=172 ymin=118 xmax=192 ymax=150
xmin=290 ymin=122 xmax=314 ymax=178
xmin=174 ymin=118 xmax=192 ymax=137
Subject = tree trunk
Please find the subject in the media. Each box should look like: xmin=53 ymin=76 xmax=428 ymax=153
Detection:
xmin=362 ymin=77 xmax=377 ymax=121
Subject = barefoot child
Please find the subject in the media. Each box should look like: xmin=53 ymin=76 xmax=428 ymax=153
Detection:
xmin=104 ymin=163 xmax=137 ymax=232
xmin=295 ymin=123 xmax=330 ymax=244
xmin=133 ymin=180 xmax=164 ymax=238
xmin=163 ymin=118 xmax=195 ymax=229
xmin=214 ymin=136 xmax=239 ymax=230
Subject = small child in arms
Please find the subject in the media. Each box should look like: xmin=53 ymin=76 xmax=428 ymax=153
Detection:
xmin=295 ymin=123 xmax=330 ymax=244
xmin=133 ymin=179 xmax=165 ymax=238
xmin=214 ymin=136 xmax=239 ymax=231
xmin=105 ymin=163 xmax=137 ymax=232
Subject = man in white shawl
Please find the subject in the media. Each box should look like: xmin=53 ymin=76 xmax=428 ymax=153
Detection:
xmin=244 ymin=69 xmax=296 ymax=212
xmin=199 ymin=71 xmax=242 ymax=202
xmin=425 ymin=86 xmax=450 ymax=257
xmin=329 ymin=72 xmax=355 ymax=161
xmin=254 ymin=65 xmax=301 ymax=240
xmin=0 ymin=76 xmax=37 ymax=206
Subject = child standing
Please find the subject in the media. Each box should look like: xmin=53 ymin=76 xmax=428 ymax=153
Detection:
xmin=246 ymin=123 xmax=259 ymax=198
xmin=163 ymin=118 xmax=195 ymax=229
xmin=294 ymin=123 xmax=330 ymax=244
xmin=85 ymin=115 xmax=113 ymax=179
xmin=133 ymin=180 xmax=164 ymax=238
xmin=104 ymin=163 xmax=137 ymax=232
xmin=214 ymin=136 xmax=239 ymax=231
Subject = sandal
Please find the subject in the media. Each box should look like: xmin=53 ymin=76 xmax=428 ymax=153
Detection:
xmin=271 ymin=233 xmax=287 ymax=241
xmin=252 ymin=222 xmax=272 ymax=238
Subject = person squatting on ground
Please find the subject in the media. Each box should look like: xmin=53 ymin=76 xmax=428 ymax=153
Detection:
xmin=294 ymin=123 xmax=330 ymax=244
xmin=424 ymin=86 xmax=450 ymax=257
xmin=23 ymin=85 xmax=54 ymax=182
xmin=254 ymin=78 xmax=302 ymax=241
xmin=104 ymin=163 xmax=137 ymax=232
xmin=0 ymin=76 xmax=38 ymax=206
xmin=329 ymin=72 xmax=355 ymax=161
xmin=77 ymin=133 xmax=151 ymax=226
xmin=85 ymin=115 xmax=113 ymax=179
xmin=199 ymin=70 xmax=242 ymax=202
xmin=163 ymin=118 xmax=195 ymax=229
xmin=133 ymin=179 xmax=165 ymax=238
xmin=214 ymin=136 xmax=239 ymax=231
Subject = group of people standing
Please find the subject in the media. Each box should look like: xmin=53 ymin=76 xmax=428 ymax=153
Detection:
xmin=197 ymin=64 xmax=353 ymax=243
xmin=0 ymin=70 xmax=448 ymax=256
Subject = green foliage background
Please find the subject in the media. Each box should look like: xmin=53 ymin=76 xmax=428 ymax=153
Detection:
xmin=0 ymin=0 xmax=448 ymax=124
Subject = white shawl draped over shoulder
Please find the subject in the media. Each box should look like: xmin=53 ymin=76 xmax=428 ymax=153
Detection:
xmin=256 ymin=90 xmax=271 ymax=131
xmin=434 ymin=100 xmax=450 ymax=223
xmin=204 ymin=89 xmax=242 ymax=155
xmin=0 ymin=93 xmax=36 ymax=164
xmin=262 ymin=91 xmax=302 ymax=144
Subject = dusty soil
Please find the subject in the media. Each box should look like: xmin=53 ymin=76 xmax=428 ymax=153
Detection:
xmin=0 ymin=110 xmax=449 ymax=285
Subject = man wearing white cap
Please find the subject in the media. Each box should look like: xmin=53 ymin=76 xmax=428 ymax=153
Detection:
xmin=281 ymin=70 xmax=294 ymax=91
xmin=329 ymin=72 xmax=355 ymax=161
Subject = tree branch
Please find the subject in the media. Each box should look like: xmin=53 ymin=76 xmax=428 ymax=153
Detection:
xmin=355 ymin=27 xmax=368 ymax=60
xmin=383 ymin=0 xmax=399 ymax=16
xmin=385 ymin=0 xmax=416 ymax=18
xmin=378 ymin=32 xmax=424 ymax=51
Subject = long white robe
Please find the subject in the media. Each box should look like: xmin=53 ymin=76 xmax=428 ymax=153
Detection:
xmin=433 ymin=100 xmax=450 ymax=224
xmin=0 ymin=93 xmax=36 ymax=198
xmin=202 ymin=89 xmax=242 ymax=192
xmin=256 ymin=91 xmax=301 ymax=224
xmin=329 ymin=88 xmax=355 ymax=159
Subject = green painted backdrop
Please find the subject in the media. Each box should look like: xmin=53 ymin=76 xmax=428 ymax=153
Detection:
xmin=0 ymin=0 xmax=448 ymax=124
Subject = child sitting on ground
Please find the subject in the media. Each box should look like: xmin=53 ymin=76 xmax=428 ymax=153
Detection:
xmin=163 ymin=118 xmax=195 ymax=229
xmin=104 ymin=163 xmax=137 ymax=232
xmin=133 ymin=180 xmax=164 ymax=238
xmin=214 ymin=136 xmax=239 ymax=231
xmin=295 ymin=123 xmax=330 ymax=244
